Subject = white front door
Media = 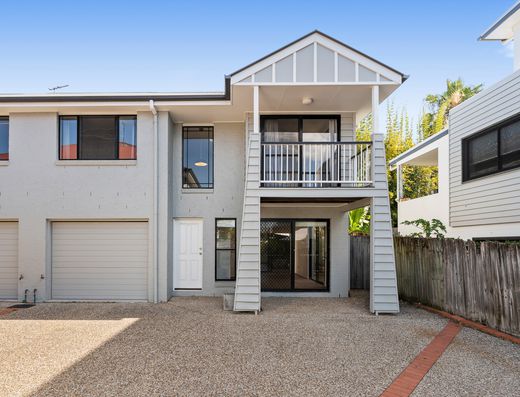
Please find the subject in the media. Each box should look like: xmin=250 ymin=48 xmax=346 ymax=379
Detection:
xmin=173 ymin=218 xmax=203 ymax=290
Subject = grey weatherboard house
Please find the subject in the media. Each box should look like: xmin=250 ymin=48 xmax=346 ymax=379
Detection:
xmin=0 ymin=31 xmax=404 ymax=314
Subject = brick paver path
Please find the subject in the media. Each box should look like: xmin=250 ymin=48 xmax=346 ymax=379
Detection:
xmin=380 ymin=321 xmax=461 ymax=397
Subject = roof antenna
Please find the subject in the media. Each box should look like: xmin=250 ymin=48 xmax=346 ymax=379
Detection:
xmin=48 ymin=84 xmax=69 ymax=93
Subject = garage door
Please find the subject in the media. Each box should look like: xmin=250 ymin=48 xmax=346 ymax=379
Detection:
xmin=52 ymin=222 xmax=148 ymax=300
xmin=0 ymin=222 xmax=18 ymax=300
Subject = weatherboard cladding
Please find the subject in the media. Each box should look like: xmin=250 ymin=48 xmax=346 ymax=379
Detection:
xmin=449 ymin=69 xmax=520 ymax=227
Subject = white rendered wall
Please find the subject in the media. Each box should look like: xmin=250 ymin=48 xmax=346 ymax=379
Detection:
xmin=0 ymin=111 xmax=169 ymax=302
xmin=398 ymin=136 xmax=450 ymax=236
xmin=171 ymin=122 xmax=246 ymax=297
xmin=514 ymin=24 xmax=520 ymax=71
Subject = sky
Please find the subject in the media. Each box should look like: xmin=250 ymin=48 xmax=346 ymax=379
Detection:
xmin=0 ymin=0 xmax=515 ymax=135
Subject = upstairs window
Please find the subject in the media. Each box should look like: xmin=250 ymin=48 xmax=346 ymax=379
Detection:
xmin=463 ymin=116 xmax=520 ymax=181
xmin=182 ymin=126 xmax=214 ymax=188
xmin=59 ymin=116 xmax=137 ymax=160
xmin=0 ymin=117 xmax=8 ymax=161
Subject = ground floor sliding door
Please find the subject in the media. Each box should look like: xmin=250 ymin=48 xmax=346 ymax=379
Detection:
xmin=260 ymin=219 xmax=329 ymax=291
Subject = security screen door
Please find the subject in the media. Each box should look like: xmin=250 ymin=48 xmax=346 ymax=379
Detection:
xmin=260 ymin=219 xmax=328 ymax=291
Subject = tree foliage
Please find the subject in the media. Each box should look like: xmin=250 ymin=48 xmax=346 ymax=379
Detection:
xmin=419 ymin=78 xmax=483 ymax=140
xmin=401 ymin=218 xmax=447 ymax=238
xmin=353 ymin=78 xmax=483 ymax=230
xmin=348 ymin=207 xmax=370 ymax=236
xmin=357 ymin=104 xmax=436 ymax=226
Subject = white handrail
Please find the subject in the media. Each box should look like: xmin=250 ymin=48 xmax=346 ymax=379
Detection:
xmin=261 ymin=142 xmax=372 ymax=186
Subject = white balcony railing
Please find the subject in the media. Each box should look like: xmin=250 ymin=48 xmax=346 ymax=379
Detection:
xmin=260 ymin=141 xmax=372 ymax=187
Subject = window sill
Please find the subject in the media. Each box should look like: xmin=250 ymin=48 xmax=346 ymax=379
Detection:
xmin=181 ymin=188 xmax=214 ymax=194
xmin=55 ymin=160 xmax=137 ymax=166
xmin=0 ymin=161 xmax=9 ymax=166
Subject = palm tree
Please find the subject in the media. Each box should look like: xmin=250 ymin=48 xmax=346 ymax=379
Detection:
xmin=420 ymin=78 xmax=482 ymax=140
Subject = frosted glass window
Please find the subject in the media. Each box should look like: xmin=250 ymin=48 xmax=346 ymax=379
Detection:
xmin=254 ymin=65 xmax=272 ymax=82
xmin=275 ymin=55 xmax=293 ymax=82
xmin=296 ymin=45 xmax=314 ymax=82
xmin=359 ymin=65 xmax=377 ymax=81
xmin=338 ymin=55 xmax=355 ymax=82
xmin=317 ymin=44 xmax=334 ymax=82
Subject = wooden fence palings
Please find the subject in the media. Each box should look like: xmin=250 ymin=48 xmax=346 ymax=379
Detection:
xmin=350 ymin=236 xmax=520 ymax=337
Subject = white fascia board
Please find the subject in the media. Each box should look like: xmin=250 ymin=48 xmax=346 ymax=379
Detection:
xmin=480 ymin=2 xmax=520 ymax=41
xmin=389 ymin=131 xmax=448 ymax=167
xmin=233 ymin=81 xmax=399 ymax=87
xmin=0 ymin=100 xmax=232 ymax=110
xmin=230 ymin=32 xmax=403 ymax=84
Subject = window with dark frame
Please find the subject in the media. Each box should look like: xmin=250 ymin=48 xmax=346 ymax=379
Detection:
xmin=260 ymin=219 xmax=329 ymax=292
xmin=0 ymin=117 xmax=8 ymax=161
xmin=183 ymin=126 xmax=214 ymax=188
xmin=215 ymin=218 xmax=236 ymax=281
xmin=59 ymin=115 xmax=137 ymax=160
xmin=463 ymin=116 xmax=520 ymax=181
xmin=260 ymin=115 xmax=340 ymax=187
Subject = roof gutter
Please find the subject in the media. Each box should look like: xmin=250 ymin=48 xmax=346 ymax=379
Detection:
xmin=0 ymin=78 xmax=232 ymax=103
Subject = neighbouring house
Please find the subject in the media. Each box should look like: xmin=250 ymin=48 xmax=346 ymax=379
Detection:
xmin=0 ymin=31 xmax=405 ymax=314
xmin=391 ymin=3 xmax=520 ymax=241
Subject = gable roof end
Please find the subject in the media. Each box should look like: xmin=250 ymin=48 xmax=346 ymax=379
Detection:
xmin=479 ymin=1 xmax=520 ymax=41
xmin=229 ymin=30 xmax=407 ymax=82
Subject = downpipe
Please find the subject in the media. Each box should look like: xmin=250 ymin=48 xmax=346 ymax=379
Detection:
xmin=149 ymin=100 xmax=159 ymax=303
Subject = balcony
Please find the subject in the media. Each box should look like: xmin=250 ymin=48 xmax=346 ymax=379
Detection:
xmin=260 ymin=141 xmax=372 ymax=188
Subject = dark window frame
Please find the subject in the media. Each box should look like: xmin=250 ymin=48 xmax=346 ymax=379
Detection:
xmin=463 ymin=113 xmax=520 ymax=182
xmin=260 ymin=114 xmax=341 ymax=144
xmin=215 ymin=218 xmax=237 ymax=281
xmin=0 ymin=116 xmax=8 ymax=161
xmin=260 ymin=115 xmax=341 ymax=188
xmin=260 ymin=218 xmax=330 ymax=292
xmin=182 ymin=126 xmax=214 ymax=189
xmin=58 ymin=115 xmax=137 ymax=160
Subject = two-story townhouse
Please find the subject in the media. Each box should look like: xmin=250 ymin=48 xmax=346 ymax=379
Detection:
xmin=390 ymin=3 xmax=520 ymax=241
xmin=0 ymin=31 xmax=404 ymax=313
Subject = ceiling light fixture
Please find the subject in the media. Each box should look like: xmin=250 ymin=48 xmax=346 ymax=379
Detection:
xmin=302 ymin=97 xmax=313 ymax=105
xmin=194 ymin=161 xmax=207 ymax=167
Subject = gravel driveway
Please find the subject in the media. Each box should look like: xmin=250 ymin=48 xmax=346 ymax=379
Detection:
xmin=0 ymin=291 xmax=518 ymax=397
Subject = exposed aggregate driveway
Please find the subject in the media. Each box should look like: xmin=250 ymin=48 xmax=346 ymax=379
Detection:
xmin=0 ymin=291 xmax=518 ymax=397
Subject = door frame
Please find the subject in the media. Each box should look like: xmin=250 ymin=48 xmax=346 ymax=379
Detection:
xmin=260 ymin=218 xmax=330 ymax=292
xmin=173 ymin=217 xmax=204 ymax=290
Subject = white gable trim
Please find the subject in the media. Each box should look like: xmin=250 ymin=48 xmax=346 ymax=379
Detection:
xmin=231 ymin=32 xmax=403 ymax=85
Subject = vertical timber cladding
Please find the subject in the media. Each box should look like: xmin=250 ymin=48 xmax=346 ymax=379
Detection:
xmin=51 ymin=221 xmax=148 ymax=300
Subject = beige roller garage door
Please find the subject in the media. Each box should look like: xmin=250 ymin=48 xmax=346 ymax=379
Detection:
xmin=51 ymin=221 xmax=148 ymax=300
xmin=0 ymin=222 xmax=18 ymax=300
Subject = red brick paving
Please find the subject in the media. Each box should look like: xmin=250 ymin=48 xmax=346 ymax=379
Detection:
xmin=380 ymin=321 xmax=461 ymax=397
xmin=0 ymin=308 xmax=17 ymax=316
xmin=416 ymin=303 xmax=520 ymax=345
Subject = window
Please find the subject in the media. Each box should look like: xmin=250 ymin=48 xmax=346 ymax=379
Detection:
xmin=261 ymin=115 xmax=339 ymax=143
xmin=215 ymin=218 xmax=236 ymax=281
xmin=0 ymin=117 xmax=8 ymax=161
xmin=59 ymin=116 xmax=137 ymax=160
xmin=463 ymin=116 xmax=520 ymax=181
xmin=261 ymin=116 xmax=339 ymax=186
xmin=183 ymin=126 xmax=214 ymax=188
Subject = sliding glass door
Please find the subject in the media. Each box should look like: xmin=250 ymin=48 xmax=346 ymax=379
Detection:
xmin=261 ymin=116 xmax=339 ymax=186
xmin=260 ymin=219 xmax=329 ymax=291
